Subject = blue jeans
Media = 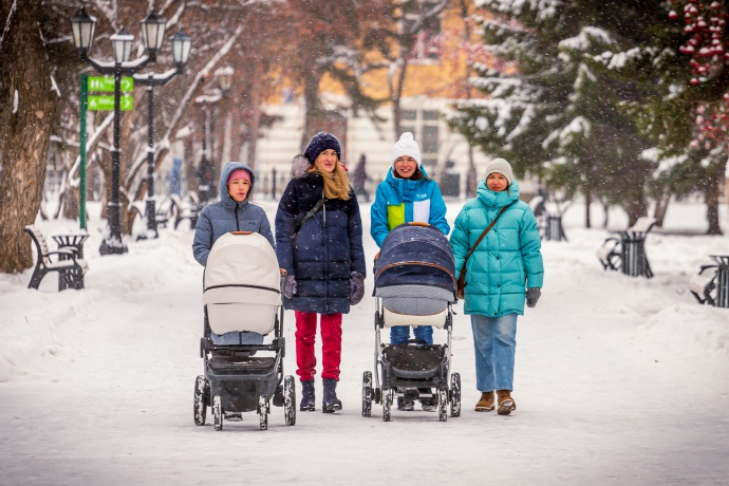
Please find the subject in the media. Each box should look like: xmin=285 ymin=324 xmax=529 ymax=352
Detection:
xmin=390 ymin=325 xmax=433 ymax=345
xmin=470 ymin=314 xmax=517 ymax=392
xmin=210 ymin=332 xmax=264 ymax=345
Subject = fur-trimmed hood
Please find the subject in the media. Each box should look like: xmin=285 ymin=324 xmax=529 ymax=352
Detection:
xmin=290 ymin=154 xmax=311 ymax=180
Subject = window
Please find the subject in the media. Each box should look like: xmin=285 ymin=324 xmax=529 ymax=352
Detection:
xmin=402 ymin=0 xmax=443 ymax=63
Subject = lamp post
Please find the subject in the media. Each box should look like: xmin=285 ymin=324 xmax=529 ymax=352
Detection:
xmin=71 ymin=8 xmax=189 ymax=254
xmin=134 ymin=29 xmax=192 ymax=238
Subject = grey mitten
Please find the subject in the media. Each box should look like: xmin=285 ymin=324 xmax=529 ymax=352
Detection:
xmin=283 ymin=274 xmax=297 ymax=299
xmin=349 ymin=271 xmax=365 ymax=305
xmin=526 ymin=288 xmax=541 ymax=308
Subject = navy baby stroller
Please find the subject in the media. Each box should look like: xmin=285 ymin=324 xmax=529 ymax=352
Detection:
xmin=193 ymin=231 xmax=295 ymax=430
xmin=362 ymin=223 xmax=461 ymax=422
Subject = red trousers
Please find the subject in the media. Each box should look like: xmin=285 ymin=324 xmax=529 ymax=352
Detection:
xmin=295 ymin=311 xmax=342 ymax=381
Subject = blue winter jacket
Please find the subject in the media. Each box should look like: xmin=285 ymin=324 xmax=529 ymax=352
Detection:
xmin=192 ymin=162 xmax=275 ymax=266
xmin=275 ymin=157 xmax=366 ymax=315
xmin=370 ymin=166 xmax=450 ymax=247
xmin=450 ymin=180 xmax=543 ymax=317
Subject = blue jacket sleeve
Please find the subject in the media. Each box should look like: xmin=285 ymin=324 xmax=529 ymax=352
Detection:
xmin=275 ymin=181 xmax=298 ymax=275
xmin=192 ymin=208 xmax=213 ymax=266
xmin=370 ymin=183 xmax=390 ymax=248
xmin=449 ymin=206 xmax=470 ymax=281
xmin=428 ymin=182 xmax=450 ymax=236
xmin=348 ymin=191 xmax=367 ymax=276
xmin=519 ymin=206 xmax=544 ymax=288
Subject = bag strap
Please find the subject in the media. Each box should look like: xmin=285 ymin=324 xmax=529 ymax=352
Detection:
xmin=293 ymin=193 xmax=326 ymax=237
xmin=458 ymin=201 xmax=516 ymax=284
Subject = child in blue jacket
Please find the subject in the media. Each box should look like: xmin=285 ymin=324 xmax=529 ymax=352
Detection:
xmin=370 ymin=132 xmax=450 ymax=411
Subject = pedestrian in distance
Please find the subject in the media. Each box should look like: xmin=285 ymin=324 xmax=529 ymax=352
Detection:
xmin=370 ymin=131 xmax=450 ymax=412
xmin=275 ymin=132 xmax=367 ymax=414
xmin=192 ymin=162 xmax=275 ymax=421
xmin=351 ymin=153 xmax=371 ymax=202
xmin=449 ymin=158 xmax=544 ymax=415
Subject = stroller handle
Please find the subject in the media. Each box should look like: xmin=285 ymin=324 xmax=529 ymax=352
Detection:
xmin=231 ymin=231 xmax=254 ymax=235
xmin=408 ymin=222 xmax=431 ymax=227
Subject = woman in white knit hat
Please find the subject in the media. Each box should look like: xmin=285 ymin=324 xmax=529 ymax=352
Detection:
xmin=370 ymin=131 xmax=450 ymax=412
xmin=449 ymin=158 xmax=544 ymax=416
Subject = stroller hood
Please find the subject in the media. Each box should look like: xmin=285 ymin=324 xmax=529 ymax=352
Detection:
xmin=374 ymin=224 xmax=456 ymax=294
xmin=203 ymin=232 xmax=281 ymax=336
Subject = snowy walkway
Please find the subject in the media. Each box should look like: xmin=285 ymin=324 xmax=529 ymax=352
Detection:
xmin=1 ymin=202 xmax=728 ymax=485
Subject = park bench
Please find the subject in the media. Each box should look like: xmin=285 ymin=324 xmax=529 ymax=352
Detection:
xmin=24 ymin=225 xmax=88 ymax=291
xmin=597 ymin=217 xmax=656 ymax=278
xmin=689 ymin=255 xmax=729 ymax=308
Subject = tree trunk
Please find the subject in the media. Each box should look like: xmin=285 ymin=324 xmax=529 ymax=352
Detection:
xmin=0 ymin=1 xmax=57 ymax=273
xmin=602 ymin=202 xmax=609 ymax=228
xmin=246 ymin=63 xmax=264 ymax=170
xmin=302 ymin=68 xmax=322 ymax=151
xmin=705 ymin=169 xmax=723 ymax=235
xmin=584 ymin=189 xmax=592 ymax=229
xmin=652 ymin=191 xmax=671 ymax=228
xmin=624 ymin=190 xmax=647 ymax=227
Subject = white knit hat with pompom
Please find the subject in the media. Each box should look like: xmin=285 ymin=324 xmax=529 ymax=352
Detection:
xmin=391 ymin=132 xmax=421 ymax=167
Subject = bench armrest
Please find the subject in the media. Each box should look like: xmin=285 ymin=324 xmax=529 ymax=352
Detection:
xmin=48 ymin=248 xmax=77 ymax=256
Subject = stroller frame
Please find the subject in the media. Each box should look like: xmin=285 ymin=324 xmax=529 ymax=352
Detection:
xmin=362 ymin=297 xmax=461 ymax=422
xmin=194 ymin=287 xmax=296 ymax=431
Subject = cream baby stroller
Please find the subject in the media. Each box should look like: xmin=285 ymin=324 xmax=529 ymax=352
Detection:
xmin=193 ymin=231 xmax=295 ymax=430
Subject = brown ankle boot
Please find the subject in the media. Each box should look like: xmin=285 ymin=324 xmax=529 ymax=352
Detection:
xmin=497 ymin=390 xmax=516 ymax=415
xmin=474 ymin=391 xmax=495 ymax=412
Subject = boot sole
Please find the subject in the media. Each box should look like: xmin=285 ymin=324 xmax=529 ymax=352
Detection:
xmin=497 ymin=399 xmax=516 ymax=415
xmin=300 ymin=406 xmax=316 ymax=412
xmin=474 ymin=406 xmax=495 ymax=412
xmin=322 ymin=405 xmax=342 ymax=413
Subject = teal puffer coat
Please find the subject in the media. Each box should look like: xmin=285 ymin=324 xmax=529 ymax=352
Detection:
xmin=450 ymin=180 xmax=543 ymax=317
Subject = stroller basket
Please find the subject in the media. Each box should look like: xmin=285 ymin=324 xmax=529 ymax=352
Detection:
xmin=208 ymin=356 xmax=277 ymax=374
xmin=382 ymin=344 xmax=446 ymax=377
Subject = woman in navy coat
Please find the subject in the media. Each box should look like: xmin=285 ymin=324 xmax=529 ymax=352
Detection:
xmin=275 ymin=132 xmax=366 ymax=414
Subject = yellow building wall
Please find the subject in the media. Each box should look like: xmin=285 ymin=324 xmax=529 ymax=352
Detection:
xmin=279 ymin=1 xmax=483 ymax=105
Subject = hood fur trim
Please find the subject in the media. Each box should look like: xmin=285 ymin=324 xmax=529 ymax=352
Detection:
xmin=291 ymin=154 xmax=312 ymax=179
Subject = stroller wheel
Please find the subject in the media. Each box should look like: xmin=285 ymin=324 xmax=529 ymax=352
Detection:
xmin=362 ymin=371 xmax=373 ymax=417
xmin=450 ymin=373 xmax=462 ymax=418
xmin=437 ymin=389 xmax=448 ymax=422
xmin=213 ymin=396 xmax=223 ymax=431
xmin=259 ymin=395 xmax=269 ymax=431
xmin=382 ymin=389 xmax=392 ymax=422
xmin=193 ymin=375 xmax=209 ymax=426
xmin=284 ymin=375 xmax=296 ymax=426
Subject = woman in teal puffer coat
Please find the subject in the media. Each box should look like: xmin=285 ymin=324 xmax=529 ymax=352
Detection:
xmin=450 ymin=158 xmax=543 ymax=416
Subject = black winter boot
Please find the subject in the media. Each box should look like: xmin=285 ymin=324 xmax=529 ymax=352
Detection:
xmin=322 ymin=378 xmax=342 ymax=413
xmin=300 ymin=380 xmax=316 ymax=411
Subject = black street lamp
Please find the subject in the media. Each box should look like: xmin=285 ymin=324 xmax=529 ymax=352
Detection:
xmin=134 ymin=29 xmax=192 ymax=239
xmin=70 ymin=8 xmax=189 ymax=254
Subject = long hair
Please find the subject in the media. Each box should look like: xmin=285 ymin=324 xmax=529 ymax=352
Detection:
xmin=311 ymin=160 xmax=351 ymax=200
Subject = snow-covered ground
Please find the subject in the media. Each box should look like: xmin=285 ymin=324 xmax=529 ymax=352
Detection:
xmin=1 ymin=200 xmax=728 ymax=485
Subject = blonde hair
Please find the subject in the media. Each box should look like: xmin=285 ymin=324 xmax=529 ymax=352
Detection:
xmin=312 ymin=160 xmax=351 ymax=200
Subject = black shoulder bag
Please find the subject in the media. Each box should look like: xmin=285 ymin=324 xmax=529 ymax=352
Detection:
xmin=293 ymin=193 xmax=326 ymax=239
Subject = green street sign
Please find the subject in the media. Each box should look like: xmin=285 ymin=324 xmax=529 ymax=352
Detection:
xmin=88 ymin=76 xmax=134 ymax=92
xmin=88 ymin=95 xmax=134 ymax=111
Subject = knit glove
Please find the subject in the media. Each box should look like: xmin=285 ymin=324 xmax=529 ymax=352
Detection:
xmin=283 ymin=274 xmax=297 ymax=300
xmin=526 ymin=288 xmax=541 ymax=308
xmin=349 ymin=271 xmax=366 ymax=305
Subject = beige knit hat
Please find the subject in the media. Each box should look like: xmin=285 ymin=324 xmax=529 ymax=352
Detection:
xmin=484 ymin=158 xmax=514 ymax=184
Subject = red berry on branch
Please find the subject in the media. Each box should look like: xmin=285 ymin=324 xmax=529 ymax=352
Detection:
xmin=691 ymin=78 xmax=700 ymax=84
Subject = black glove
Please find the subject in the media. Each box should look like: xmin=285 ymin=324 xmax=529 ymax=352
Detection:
xmin=283 ymin=274 xmax=297 ymax=300
xmin=349 ymin=271 xmax=365 ymax=305
xmin=526 ymin=288 xmax=541 ymax=308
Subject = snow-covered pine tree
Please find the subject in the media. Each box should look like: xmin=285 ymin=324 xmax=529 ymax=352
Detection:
xmin=596 ymin=0 xmax=727 ymax=234
xmin=449 ymin=0 xmax=656 ymax=226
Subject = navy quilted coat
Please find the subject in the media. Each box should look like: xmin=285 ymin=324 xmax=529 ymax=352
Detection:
xmin=275 ymin=160 xmax=366 ymax=315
